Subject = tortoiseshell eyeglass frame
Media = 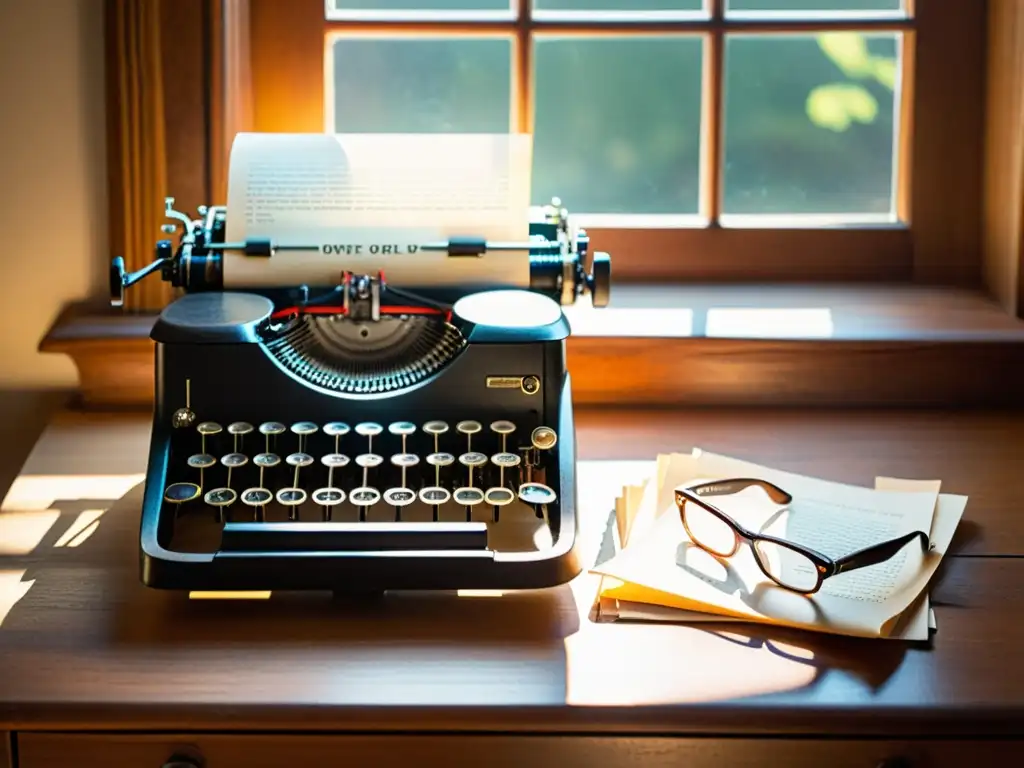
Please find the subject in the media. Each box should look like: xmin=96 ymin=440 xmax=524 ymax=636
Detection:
xmin=674 ymin=478 xmax=933 ymax=595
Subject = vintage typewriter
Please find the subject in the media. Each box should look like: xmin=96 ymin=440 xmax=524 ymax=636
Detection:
xmin=111 ymin=196 xmax=611 ymax=594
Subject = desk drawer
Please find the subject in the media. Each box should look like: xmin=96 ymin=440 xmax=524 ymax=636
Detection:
xmin=16 ymin=733 xmax=1023 ymax=768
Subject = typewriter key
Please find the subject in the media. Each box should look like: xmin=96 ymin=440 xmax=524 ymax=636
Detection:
xmin=323 ymin=421 xmax=350 ymax=437
xmin=276 ymin=487 xmax=307 ymax=516
xmin=419 ymin=486 xmax=451 ymax=505
xmin=454 ymin=487 xmax=485 ymax=506
xmin=426 ymin=452 xmax=455 ymax=467
xmin=321 ymin=453 xmax=350 ymax=468
xmin=456 ymin=420 xmax=482 ymax=435
xmin=228 ymin=421 xmax=253 ymax=435
xmin=349 ymin=487 xmax=381 ymax=507
xmin=312 ymin=487 xmax=345 ymax=506
xmin=355 ymin=422 xmax=383 ymax=437
xmin=253 ymin=452 xmax=281 ymax=468
xmin=355 ymin=453 xmax=383 ymax=469
xmin=241 ymin=488 xmax=273 ymax=506
xmin=490 ymin=420 xmax=516 ymax=435
xmin=491 ymin=452 xmax=521 ymax=468
xmin=204 ymin=487 xmax=237 ymax=507
xmin=388 ymin=421 xmax=417 ymax=436
xmin=197 ymin=421 xmax=222 ymax=436
xmin=391 ymin=453 xmax=420 ymax=468
xmin=259 ymin=421 xmax=286 ymax=435
xmin=164 ymin=482 xmax=201 ymax=504
xmin=286 ymin=452 xmax=314 ymax=467
xmin=187 ymin=453 xmax=216 ymax=469
xmin=459 ymin=451 xmax=488 ymax=467
xmin=290 ymin=421 xmax=318 ymax=435
xmin=221 ymin=452 xmax=248 ymax=468
xmin=518 ymin=482 xmax=557 ymax=506
xmin=383 ymin=487 xmax=416 ymax=507
xmin=485 ymin=487 xmax=515 ymax=506
xmin=531 ymin=426 xmax=558 ymax=450
xmin=423 ymin=420 xmax=449 ymax=435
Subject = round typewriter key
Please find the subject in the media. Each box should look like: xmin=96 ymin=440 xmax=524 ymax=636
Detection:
xmin=349 ymin=487 xmax=381 ymax=506
xmin=491 ymin=452 xmax=521 ymax=468
xmin=259 ymin=421 xmax=286 ymax=435
xmin=164 ymin=482 xmax=201 ymax=504
xmin=485 ymin=487 xmax=516 ymax=506
xmin=241 ymin=488 xmax=273 ymax=506
xmin=172 ymin=408 xmax=195 ymax=429
xmin=355 ymin=453 xmax=383 ymax=468
xmin=383 ymin=487 xmax=416 ymax=507
xmin=197 ymin=421 xmax=222 ymax=436
xmin=204 ymin=487 xmax=237 ymax=506
xmin=321 ymin=453 xmax=350 ymax=468
xmin=456 ymin=420 xmax=482 ymax=435
xmin=253 ymin=452 xmax=281 ymax=468
xmin=323 ymin=421 xmax=351 ymax=437
xmin=388 ymin=421 xmax=417 ymax=436
xmin=312 ymin=487 xmax=346 ymax=506
xmin=355 ymin=422 xmax=383 ymax=437
xmin=290 ymin=421 xmax=318 ymax=436
xmin=531 ymin=426 xmax=558 ymax=450
xmin=220 ymin=452 xmax=248 ymax=468
xmin=187 ymin=453 xmax=216 ymax=469
xmin=276 ymin=487 xmax=307 ymax=506
xmin=227 ymin=421 xmax=253 ymax=435
xmin=490 ymin=420 xmax=516 ymax=435
xmin=519 ymin=482 xmax=557 ymax=505
xmin=426 ymin=452 xmax=455 ymax=467
xmin=423 ymin=420 xmax=449 ymax=435
xmin=459 ymin=451 xmax=488 ymax=467
xmin=419 ymin=486 xmax=451 ymax=505
xmin=286 ymin=452 xmax=314 ymax=467
xmin=454 ymin=487 xmax=485 ymax=506
xmin=391 ymin=452 xmax=420 ymax=468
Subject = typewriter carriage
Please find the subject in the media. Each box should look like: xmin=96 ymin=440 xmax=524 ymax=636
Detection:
xmin=115 ymin=195 xmax=610 ymax=594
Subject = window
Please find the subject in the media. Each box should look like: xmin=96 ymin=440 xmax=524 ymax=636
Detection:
xmin=231 ymin=0 xmax=985 ymax=284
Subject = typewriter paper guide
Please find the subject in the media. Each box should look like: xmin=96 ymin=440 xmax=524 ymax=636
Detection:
xmin=224 ymin=132 xmax=534 ymax=289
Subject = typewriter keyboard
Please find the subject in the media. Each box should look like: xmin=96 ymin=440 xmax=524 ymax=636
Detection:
xmin=162 ymin=419 xmax=561 ymax=553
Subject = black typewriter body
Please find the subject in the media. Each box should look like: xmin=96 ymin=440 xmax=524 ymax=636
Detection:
xmin=114 ymin=198 xmax=611 ymax=594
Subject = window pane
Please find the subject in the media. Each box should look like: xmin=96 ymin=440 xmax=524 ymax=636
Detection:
xmin=328 ymin=37 xmax=511 ymax=133
xmin=727 ymin=0 xmax=903 ymax=14
xmin=534 ymin=1 xmax=702 ymax=11
xmin=533 ymin=36 xmax=703 ymax=215
xmin=722 ymin=33 xmax=900 ymax=219
xmin=331 ymin=0 xmax=509 ymax=11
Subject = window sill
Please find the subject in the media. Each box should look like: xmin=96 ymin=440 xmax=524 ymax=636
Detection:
xmin=40 ymin=283 xmax=1024 ymax=410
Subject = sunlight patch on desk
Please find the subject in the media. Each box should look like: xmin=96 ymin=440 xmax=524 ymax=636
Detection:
xmin=1 ymin=474 xmax=145 ymax=511
xmin=706 ymin=308 xmax=835 ymax=339
xmin=0 ymin=569 xmax=35 ymax=628
xmin=0 ymin=510 xmax=61 ymax=555
xmin=53 ymin=509 xmax=106 ymax=548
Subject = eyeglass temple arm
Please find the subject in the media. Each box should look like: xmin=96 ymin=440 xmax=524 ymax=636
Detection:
xmin=688 ymin=478 xmax=793 ymax=504
xmin=833 ymin=530 xmax=932 ymax=575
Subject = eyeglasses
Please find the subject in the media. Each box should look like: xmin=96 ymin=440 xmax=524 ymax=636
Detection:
xmin=674 ymin=478 xmax=932 ymax=595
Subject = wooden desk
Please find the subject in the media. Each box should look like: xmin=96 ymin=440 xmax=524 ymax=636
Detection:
xmin=1 ymin=408 xmax=1022 ymax=768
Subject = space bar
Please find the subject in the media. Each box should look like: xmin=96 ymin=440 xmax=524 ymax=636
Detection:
xmin=219 ymin=521 xmax=489 ymax=553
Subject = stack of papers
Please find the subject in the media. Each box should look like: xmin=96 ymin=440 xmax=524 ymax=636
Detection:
xmin=590 ymin=449 xmax=967 ymax=641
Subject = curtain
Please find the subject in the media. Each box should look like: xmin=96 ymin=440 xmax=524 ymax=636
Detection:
xmin=108 ymin=0 xmax=174 ymax=311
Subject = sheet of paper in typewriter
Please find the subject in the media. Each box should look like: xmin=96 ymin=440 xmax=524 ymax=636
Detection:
xmin=223 ymin=132 xmax=534 ymax=290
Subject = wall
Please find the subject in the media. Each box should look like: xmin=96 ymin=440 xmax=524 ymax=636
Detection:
xmin=0 ymin=0 xmax=107 ymax=388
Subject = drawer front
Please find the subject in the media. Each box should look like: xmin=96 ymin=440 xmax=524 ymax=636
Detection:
xmin=2 ymin=732 xmax=10 ymax=768
xmin=16 ymin=733 xmax=1024 ymax=768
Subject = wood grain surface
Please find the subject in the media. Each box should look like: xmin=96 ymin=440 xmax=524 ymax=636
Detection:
xmin=1 ymin=407 xmax=1022 ymax=738
xmin=15 ymin=732 xmax=1024 ymax=768
xmin=0 ymin=732 xmax=9 ymax=768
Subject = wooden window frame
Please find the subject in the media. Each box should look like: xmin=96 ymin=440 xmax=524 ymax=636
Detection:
xmin=201 ymin=0 xmax=985 ymax=287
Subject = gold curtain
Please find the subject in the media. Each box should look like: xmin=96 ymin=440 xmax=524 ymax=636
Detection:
xmin=109 ymin=0 xmax=173 ymax=311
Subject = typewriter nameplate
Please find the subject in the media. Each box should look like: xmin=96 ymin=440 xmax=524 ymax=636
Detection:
xmin=487 ymin=376 xmax=540 ymax=395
